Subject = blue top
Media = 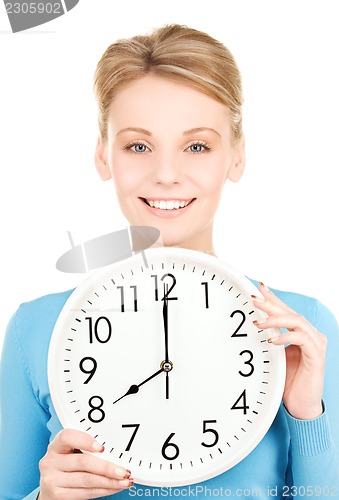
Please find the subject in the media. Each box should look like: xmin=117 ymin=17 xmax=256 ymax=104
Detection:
xmin=0 ymin=285 xmax=338 ymax=500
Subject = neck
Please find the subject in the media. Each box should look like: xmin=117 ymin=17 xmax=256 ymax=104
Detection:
xmin=156 ymin=223 xmax=216 ymax=257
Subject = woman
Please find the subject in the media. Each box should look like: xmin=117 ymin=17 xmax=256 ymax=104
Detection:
xmin=0 ymin=24 xmax=338 ymax=500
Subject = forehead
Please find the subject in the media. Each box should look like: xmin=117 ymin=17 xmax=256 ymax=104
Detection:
xmin=107 ymin=75 xmax=231 ymax=135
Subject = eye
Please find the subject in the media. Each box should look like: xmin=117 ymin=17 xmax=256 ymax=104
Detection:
xmin=125 ymin=142 xmax=151 ymax=153
xmin=186 ymin=141 xmax=211 ymax=154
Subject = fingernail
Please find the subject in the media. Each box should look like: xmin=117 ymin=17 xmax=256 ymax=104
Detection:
xmin=253 ymin=319 xmax=266 ymax=325
xmin=251 ymin=294 xmax=265 ymax=303
xmin=119 ymin=478 xmax=134 ymax=487
xmin=92 ymin=441 xmax=104 ymax=452
xmin=259 ymin=281 xmax=269 ymax=291
xmin=115 ymin=466 xmax=131 ymax=479
xmin=268 ymin=336 xmax=279 ymax=343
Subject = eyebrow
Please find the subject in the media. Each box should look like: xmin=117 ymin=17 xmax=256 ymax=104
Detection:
xmin=183 ymin=127 xmax=221 ymax=137
xmin=115 ymin=127 xmax=221 ymax=138
xmin=116 ymin=127 xmax=152 ymax=137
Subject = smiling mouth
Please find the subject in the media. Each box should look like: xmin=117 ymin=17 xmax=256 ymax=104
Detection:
xmin=142 ymin=198 xmax=195 ymax=210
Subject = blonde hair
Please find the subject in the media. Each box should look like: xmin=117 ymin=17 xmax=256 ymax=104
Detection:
xmin=93 ymin=24 xmax=243 ymax=142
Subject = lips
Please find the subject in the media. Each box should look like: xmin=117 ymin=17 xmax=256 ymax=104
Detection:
xmin=142 ymin=198 xmax=195 ymax=210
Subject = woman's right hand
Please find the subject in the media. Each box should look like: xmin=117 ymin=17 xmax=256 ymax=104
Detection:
xmin=39 ymin=429 xmax=134 ymax=499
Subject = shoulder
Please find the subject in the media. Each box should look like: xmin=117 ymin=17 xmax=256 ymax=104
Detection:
xmin=14 ymin=289 xmax=74 ymax=331
xmin=7 ymin=289 xmax=75 ymax=361
xmin=2 ymin=289 xmax=76 ymax=405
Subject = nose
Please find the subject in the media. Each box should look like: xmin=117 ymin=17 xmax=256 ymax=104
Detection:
xmin=152 ymin=152 xmax=183 ymax=185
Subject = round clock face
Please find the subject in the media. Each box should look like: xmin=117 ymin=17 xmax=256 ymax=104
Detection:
xmin=48 ymin=247 xmax=286 ymax=487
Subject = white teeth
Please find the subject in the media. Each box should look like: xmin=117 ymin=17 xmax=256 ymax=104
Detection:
xmin=145 ymin=199 xmax=192 ymax=210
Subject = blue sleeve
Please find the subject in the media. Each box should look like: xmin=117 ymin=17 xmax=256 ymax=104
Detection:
xmin=284 ymin=301 xmax=339 ymax=497
xmin=0 ymin=309 xmax=49 ymax=500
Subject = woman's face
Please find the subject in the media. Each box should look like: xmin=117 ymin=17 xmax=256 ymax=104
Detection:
xmin=95 ymin=75 xmax=245 ymax=253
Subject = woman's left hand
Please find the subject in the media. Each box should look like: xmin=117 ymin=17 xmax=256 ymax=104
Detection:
xmin=251 ymin=282 xmax=327 ymax=420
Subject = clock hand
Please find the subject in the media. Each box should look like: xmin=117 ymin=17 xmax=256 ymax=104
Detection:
xmin=162 ymin=285 xmax=173 ymax=400
xmin=112 ymin=367 xmax=164 ymax=404
xmin=163 ymin=285 xmax=169 ymax=363
xmin=166 ymin=371 xmax=169 ymax=399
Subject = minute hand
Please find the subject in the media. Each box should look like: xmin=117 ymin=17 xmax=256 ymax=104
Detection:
xmin=112 ymin=367 xmax=164 ymax=404
xmin=162 ymin=287 xmax=172 ymax=400
xmin=163 ymin=290 xmax=169 ymax=363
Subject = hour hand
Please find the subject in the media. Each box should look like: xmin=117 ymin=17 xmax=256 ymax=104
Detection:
xmin=113 ymin=367 xmax=164 ymax=404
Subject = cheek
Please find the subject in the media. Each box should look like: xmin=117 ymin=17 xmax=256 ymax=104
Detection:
xmin=110 ymin=160 xmax=143 ymax=195
xmin=197 ymin=165 xmax=227 ymax=196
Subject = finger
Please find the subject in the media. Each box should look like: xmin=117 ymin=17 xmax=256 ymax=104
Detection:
xmin=268 ymin=328 xmax=327 ymax=350
xmin=252 ymin=294 xmax=290 ymax=316
xmin=252 ymin=283 xmax=294 ymax=315
xmin=49 ymin=429 xmax=104 ymax=455
xmin=258 ymin=282 xmax=290 ymax=306
xmin=56 ymin=470 xmax=133 ymax=490
xmin=268 ymin=330 xmax=312 ymax=346
xmin=253 ymin=313 xmax=316 ymax=335
xmin=268 ymin=330 xmax=327 ymax=364
xmin=56 ymin=452 xmax=132 ymax=480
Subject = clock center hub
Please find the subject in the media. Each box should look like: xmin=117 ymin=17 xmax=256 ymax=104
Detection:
xmin=161 ymin=360 xmax=173 ymax=372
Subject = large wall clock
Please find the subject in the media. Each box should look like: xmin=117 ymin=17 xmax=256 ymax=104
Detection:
xmin=48 ymin=247 xmax=286 ymax=486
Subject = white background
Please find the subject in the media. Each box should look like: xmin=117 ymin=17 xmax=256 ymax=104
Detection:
xmin=0 ymin=0 xmax=338 ymax=351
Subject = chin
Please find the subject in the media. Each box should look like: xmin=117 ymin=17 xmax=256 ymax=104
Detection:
xmin=124 ymin=211 xmax=209 ymax=251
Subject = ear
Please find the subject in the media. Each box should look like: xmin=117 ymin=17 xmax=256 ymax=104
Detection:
xmin=227 ymin=139 xmax=246 ymax=183
xmin=94 ymin=137 xmax=112 ymax=181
